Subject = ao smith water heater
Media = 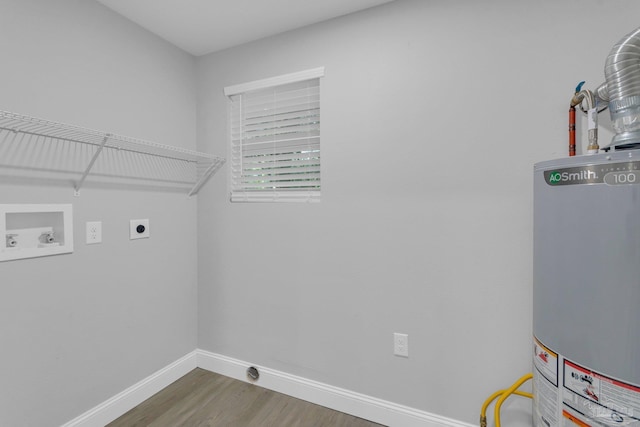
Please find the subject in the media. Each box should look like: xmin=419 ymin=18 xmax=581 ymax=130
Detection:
xmin=533 ymin=153 xmax=640 ymax=427
xmin=533 ymin=27 xmax=640 ymax=427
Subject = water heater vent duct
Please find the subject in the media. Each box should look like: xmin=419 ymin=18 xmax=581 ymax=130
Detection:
xmin=598 ymin=26 xmax=640 ymax=148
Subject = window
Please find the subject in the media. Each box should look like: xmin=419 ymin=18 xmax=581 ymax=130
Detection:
xmin=225 ymin=68 xmax=324 ymax=202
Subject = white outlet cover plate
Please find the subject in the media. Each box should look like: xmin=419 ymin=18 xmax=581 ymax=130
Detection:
xmin=86 ymin=221 xmax=102 ymax=244
xmin=130 ymin=219 xmax=150 ymax=240
xmin=394 ymin=333 xmax=409 ymax=357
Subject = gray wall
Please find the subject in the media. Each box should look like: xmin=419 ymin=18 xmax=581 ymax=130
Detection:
xmin=196 ymin=0 xmax=639 ymax=424
xmin=0 ymin=1 xmax=198 ymax=426
xmin=2 ymin=0 xmax=639 ymax=426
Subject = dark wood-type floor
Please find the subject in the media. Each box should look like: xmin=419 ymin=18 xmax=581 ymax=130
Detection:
xmin=107 ymin=368 xmax=386 ymax=427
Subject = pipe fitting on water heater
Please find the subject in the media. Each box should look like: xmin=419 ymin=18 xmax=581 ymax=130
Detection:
xmin=570 ymin=88 xmax=599 ymax=154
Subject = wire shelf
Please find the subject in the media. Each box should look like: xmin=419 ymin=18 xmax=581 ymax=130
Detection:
xmin=0 ymin=110 xmax=224 ymax=196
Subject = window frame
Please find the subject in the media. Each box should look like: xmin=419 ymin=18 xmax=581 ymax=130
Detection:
xmin=225 ymin=67 xmax=325 ymax=203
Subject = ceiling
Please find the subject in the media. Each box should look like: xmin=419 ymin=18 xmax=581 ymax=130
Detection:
xmin=95 ymin=0 xmax=395 ymax=56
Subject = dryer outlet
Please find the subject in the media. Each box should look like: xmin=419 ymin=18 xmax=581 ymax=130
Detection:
xmin=130 ymin=219 xmax=150 ymax=240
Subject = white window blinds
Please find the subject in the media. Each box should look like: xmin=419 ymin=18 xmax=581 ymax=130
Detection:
xmin=225 ymin=68 xmax=323 ymax=202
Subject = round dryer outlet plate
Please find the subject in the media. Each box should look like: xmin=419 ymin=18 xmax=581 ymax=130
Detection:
xmin=130 ymin=219 xmax=150 ymax=240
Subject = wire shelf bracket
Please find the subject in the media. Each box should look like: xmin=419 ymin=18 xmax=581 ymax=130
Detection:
xmin=74 ymin=134 xmax=110 ymax=196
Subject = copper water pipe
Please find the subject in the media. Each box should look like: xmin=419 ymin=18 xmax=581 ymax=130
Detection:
xmin=569 ymin=106 xmax=576 ymax=156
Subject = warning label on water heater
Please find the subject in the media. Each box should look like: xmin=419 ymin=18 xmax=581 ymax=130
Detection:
xmin=534 ymin=337 xmax=558 ymax=386
xmin=534 ymin=337 xmax=560 ymax=427
xmin=563 ymin=360 xmax=640 ymax=426
xmin=532 ymin=337 xmax=640 ymax=427
xmin=544 ymin=161 xmax=640 ymax=186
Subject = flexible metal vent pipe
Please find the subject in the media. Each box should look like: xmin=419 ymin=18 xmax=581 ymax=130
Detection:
xmin=597 ymin=26 xmax=640 ymax=147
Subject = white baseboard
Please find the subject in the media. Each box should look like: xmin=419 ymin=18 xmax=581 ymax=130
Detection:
xmin=197 ymin=349 xmax=473 ymax=427
xmin=61 ymin=351 xmax=198 ymax=427
xmin=60 ymin=349 xmax=473 ymax=427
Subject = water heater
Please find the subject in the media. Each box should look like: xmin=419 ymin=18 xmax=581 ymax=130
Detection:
xmin=533 ymin=150 xmax=640 ymax=427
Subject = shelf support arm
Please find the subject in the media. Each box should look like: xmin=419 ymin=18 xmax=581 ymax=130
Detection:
xmin=74 ymin=134 xmax=110 ymax=196
xmin=187 ymin=158 xmax=226 ymax=197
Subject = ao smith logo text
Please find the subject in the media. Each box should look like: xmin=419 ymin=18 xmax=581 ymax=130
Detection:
xmin=543 ymin=166 xmax=602 ymax=186
xmin=548 ymin=170 xmax=597 ymax=184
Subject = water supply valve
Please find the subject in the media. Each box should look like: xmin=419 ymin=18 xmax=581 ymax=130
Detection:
xmin=6 ymin=233 xmax=17 ymax=248
xmin=40 ymin=231 xmax=55 ymax=244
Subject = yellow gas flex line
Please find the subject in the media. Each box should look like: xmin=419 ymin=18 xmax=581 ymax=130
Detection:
xmin=480 ymin=373 xmax=533 ymax=427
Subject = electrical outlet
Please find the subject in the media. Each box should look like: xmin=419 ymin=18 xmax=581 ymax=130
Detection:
xmin=130 ymin=219 xmax=150 ymax=240
xmin=394 ymin=333 xmax=409 ymax=357
xmin=86 ymin=221 xmax=102 ymax=244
